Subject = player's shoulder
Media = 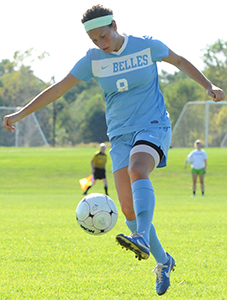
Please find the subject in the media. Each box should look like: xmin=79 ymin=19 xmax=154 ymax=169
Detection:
xmin=189 ymin=149 xmax=196 ymax=155
xmin=128 ymin=34 xmax=160 ymax=44
xmin=128 ymin=34 xmax=152 ymax=40
xmin=86 ymin=48 xmax=99 ymax=58
xmin=85 ymin=47 xmax=106 ymax=61
xmin=201 ymin=149 xmax=208 ymax=156
xmin=199 ymin=149 xmax=206 ymax=154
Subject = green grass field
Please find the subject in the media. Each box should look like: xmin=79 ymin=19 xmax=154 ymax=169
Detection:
xmin=0 ymin=146 xmax=226 ymax=300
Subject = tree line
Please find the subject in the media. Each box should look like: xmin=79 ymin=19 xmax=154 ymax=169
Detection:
xmin=0 ymin=40 xmax=226 ymax=146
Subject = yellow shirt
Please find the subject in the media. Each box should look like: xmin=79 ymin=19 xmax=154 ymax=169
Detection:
xmin=91 ymin=151 xmax=107 ymax=169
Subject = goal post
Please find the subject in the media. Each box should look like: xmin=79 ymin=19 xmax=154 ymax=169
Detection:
xmin=171 ymin=100 xmax=227 ymax=148
xmin=0 ymin=106 xmax=49 ymax=147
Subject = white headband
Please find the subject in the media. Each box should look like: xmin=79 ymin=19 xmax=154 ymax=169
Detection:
xmin=84 ymin=15 xmax=113 ymax=32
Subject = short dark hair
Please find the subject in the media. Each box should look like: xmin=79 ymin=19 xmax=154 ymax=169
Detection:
xmin=81 ymin=4 xmax=113 ymax=24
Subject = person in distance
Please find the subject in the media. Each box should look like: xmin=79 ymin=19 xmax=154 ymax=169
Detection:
xmin=184 ymin=139 xmax=208 ymax=197
xmin=83 ymin=143 xmax=109 ymax=196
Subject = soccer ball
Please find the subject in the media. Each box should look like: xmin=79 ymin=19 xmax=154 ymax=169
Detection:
xmin=76 ymin=193 xmax=118 ymax=235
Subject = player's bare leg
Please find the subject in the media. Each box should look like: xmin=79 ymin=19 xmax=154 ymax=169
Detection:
xmin=199 ymin=174 xmax=205 ymax=196
xmin=192 ymin=173 xmax=197 ymax=196
xmin=114 ymin=166 xmax=135 ymax=221
xmin=102 ymin=178 xmax=108 ymax=195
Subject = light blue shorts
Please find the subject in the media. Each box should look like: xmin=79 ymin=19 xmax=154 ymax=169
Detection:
xmin=109 ymin=127 xmax=172 ymax=173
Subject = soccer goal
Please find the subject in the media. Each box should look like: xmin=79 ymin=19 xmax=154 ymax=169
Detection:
xmin=0 ymin=107 xmax=49 ymax=147
xmin=171 ymin=100 xmax=227 ymax=148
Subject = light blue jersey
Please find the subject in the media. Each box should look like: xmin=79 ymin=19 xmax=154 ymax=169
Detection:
xmin=71 ymin=35 xmax=171 ymax=139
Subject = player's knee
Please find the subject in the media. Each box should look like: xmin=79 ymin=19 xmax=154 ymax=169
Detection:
xmin=128 ymin=161 xmax=146 ymax=180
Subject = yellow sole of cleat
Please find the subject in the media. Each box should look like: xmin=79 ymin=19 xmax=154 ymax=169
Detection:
xmin=116 ymin=236 xmax=150 ymax=260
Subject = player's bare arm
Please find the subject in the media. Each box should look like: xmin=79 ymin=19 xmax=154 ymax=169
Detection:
xmin=3 ymin=73 xmax=80 ymax=132
xmin=163 ymin=49 xmax=225 ymax=102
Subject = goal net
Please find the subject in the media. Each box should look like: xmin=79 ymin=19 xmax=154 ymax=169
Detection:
xmin=171 ymin=101 xmax=227 ymax=148
xmin=0 ymin=107 xmax=49 ymax=147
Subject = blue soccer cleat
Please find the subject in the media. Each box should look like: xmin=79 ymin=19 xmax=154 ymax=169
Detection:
xmin=116 ymin=232 xmax=150 ymax=260
xmin=153 ymin=252 xmax=176 ymax=296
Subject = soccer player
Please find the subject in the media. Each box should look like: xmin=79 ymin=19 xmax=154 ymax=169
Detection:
xmin=3 ymin=4 xmax=225 ymax=296
xmin=184 ymin=139 xmax=208 ymax=197
xmin=83 ymin=143 xmax=109 ymax=195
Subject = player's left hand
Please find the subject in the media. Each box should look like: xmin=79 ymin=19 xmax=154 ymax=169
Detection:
xmin=3 ymin=115 xmax=16 ymax=133
xmin=206 ymin=85 xmax=225 ymax=102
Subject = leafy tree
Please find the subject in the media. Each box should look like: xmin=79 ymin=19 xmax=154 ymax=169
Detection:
xmin=0 ymin=51 xmax=52 ymax=144
xmin=202 ymin=39 xmax=227 ymax=93
xmin=160 ymin=71 xmax=204 ymax=126
xmin=64 ymin=79 xmax=98 ymax=104
xmin=0 ymin=50 xmax=49 ymax=107
xmin=201 ymin=40 xmax=227 ymax=145
xmin=54 ymin=79 xmax=106 ymax=146
xmin=0 ymin=59 xmax=14 ymax=77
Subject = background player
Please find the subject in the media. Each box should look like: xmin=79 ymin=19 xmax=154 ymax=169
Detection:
xmin=83 ymin=143 xmax=109 ymax=195
xmin=3 ymin=4 xmax=225 ymax=296
xmin=184 ymin=139 xmax=208 ymax=196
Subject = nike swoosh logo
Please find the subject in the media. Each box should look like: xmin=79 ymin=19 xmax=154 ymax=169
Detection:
xmin=137 ymin=240 xmax=149 ymax=250
xmin=101 ymin=65 xmax=109 ymax=69
xmin=165 ymin=257 xmax=172 ymax=278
